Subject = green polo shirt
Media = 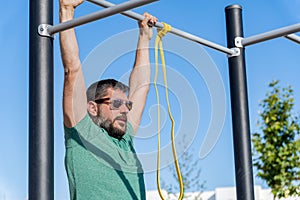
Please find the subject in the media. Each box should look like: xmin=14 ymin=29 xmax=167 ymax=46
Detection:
xmin=64 ymin=114 xmax=145 ymax=200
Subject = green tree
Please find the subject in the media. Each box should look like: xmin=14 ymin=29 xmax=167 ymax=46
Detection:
xmin=252 ymin=80 xmax=300 ymax=199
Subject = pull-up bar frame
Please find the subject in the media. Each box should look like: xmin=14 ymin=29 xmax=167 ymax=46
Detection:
xmin=29 ymin=1 xmax=300 ymax=199
xmin=87 ymin=0 xmax=236 ymax=56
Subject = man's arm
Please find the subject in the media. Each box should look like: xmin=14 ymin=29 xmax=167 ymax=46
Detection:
xmin=128 ymin=13 xmax=157 ymax=133
xmin=59 ymin=0 xmax=87 ymax=128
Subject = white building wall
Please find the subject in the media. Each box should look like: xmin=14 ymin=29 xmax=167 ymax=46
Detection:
xmin=146 ymin=186 xmax=300 ymax=200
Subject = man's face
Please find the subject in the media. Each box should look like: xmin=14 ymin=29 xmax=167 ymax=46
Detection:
xmin=96 ymin=89 xmax=130 ymax=139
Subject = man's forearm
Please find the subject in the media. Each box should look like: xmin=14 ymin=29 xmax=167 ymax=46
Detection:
xmin=127 ymin=13 xmax=157 ymax=133
xmin=59 ymin=3 xmax=87 ymax=128
xmin=130 ymin=36 xmax=151 ymax=90
xmin=59 ymin=7 xmax=81 ymax=72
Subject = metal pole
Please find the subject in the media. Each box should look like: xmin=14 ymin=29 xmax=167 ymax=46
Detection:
xmin=285 ymin=34 xmax=300 ymax=44
xmin=225 ymin=5 xmax=255 ymax=200
xmin=87 ymin=0 xmax=235 ymax=55
xmin=241 ymin=22 xmax=300 ymax=46
xmin=29 ymin=0 xmax=54 ymax=199
xmin=47 ymin=0 xmax=158 ymax=35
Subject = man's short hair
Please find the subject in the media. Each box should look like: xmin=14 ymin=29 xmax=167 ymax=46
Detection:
xmin=86 ymin=79 xmax=129 ymax=102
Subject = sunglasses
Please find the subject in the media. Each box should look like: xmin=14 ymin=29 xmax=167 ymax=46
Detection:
xmin=94 ymin=98 xmax=133 ymax=111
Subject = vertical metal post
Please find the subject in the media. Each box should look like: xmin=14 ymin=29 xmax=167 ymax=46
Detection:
xmin=29 ymin=0 xmax=54 ymax=199
xmin=225 ymin=5 xmax=255 ymax=200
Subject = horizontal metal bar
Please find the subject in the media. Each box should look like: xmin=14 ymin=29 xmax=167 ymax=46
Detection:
xmin=47 ymin=0 xmax=158 ymax=35
xmin=87 ymin=0 xmax=235 ymax=55
xmin=241 ymin=23 xmax=300 ymax=46
xmin=285 ymin=34 xmax=300 ymax=44
xmin=170 ymin=27 xmax=235 ymax=55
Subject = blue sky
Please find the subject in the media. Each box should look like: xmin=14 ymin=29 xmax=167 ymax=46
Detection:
xmin=1 ymin=0 xmax=300 ymax=199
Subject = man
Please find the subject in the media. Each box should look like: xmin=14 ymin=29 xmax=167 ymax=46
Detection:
xmin=59 ymin=0 xmax=157 ymax=199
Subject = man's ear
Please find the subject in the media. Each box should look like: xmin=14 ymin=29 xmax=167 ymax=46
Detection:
xmin=87 ymin=101 xmax=98 ymax=117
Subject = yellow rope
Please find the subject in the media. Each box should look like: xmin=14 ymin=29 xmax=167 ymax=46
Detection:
xmin=154 ymin=22 xmax=184 ymax=200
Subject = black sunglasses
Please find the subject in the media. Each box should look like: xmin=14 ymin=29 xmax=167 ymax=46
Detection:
xmin=94 ymin=98 xmax=133 ymax=111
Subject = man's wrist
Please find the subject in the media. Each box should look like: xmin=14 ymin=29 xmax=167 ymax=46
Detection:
xmin=138 ymin=35 xmax=151 ymax=43
xmin=138 ymin=38 xmax=150 ymax=50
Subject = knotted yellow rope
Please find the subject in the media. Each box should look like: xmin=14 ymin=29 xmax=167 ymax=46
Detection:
xmin=154 ymin=22 xmax=184 ymax=200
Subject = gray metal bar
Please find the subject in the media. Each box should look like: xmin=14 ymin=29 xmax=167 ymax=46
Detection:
xmin=87 ymin=0 xmax=235 ymax=55
xmin=285 ymin=34 xmax=300 ymax=44
xmin=47 ymin=0 xmax=158 ymax=35
xmin=225 ymin=4 xmax=255 ymax=200
xmin=242 ymin=22 xmax=300 ymax=46
xmin=29 ymin=0 xmax=54 ymax=198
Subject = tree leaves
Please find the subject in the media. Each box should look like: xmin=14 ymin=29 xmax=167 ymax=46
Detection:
xmin=252 ymin=80 xmax=300 ymax=199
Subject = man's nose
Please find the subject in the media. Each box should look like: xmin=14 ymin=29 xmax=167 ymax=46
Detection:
xmin=119 ymin=103 xmax=129 ymax=114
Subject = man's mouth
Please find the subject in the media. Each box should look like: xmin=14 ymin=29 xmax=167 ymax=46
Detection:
xmin=115 ymin=116 xmax=127 ymax=123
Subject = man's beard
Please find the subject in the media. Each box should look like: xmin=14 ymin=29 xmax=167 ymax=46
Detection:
xmin=96 ymin=114 xmax=127 ymax=140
